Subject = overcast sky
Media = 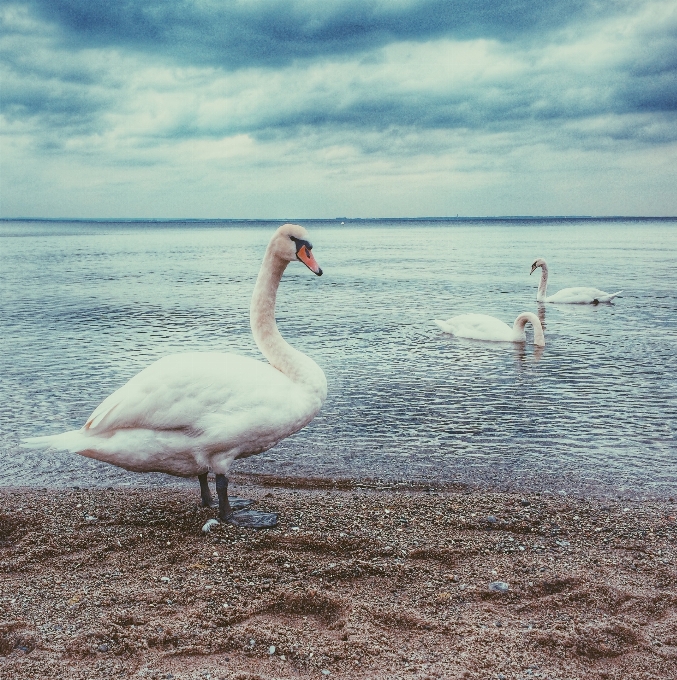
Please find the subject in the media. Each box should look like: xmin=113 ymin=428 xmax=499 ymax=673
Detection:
xmin=1 ymin=0 xmax=676 ymax=218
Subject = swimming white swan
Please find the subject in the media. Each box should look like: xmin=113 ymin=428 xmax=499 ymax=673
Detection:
xmin=23 ymin=224 xmax=327 ymax=528
xmin=530 ymin=258 xmax=622 ymax=304
xmin=434 ymin=312 xmax=545 ymax=346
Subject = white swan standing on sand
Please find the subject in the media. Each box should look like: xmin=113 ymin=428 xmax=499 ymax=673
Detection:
xmin=434 ymin=312 xmax=545 ymax=346
xmin=23 ymin=224 xmax=327 ymax=529
xmin=530 ymin=258 xmax=622 ymax=304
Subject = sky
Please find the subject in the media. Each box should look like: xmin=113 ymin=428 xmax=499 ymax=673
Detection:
xmin=1 ymin=0 xmax=676 ymax=218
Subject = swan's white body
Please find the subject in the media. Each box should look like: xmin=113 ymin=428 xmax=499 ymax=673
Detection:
xmin=434 ymin=312 xmax=545 ymax=346
xmin=23 ymin=225 xmax=327 ymax=479
xmin=531 ymin=258 xmax=622 ymax=304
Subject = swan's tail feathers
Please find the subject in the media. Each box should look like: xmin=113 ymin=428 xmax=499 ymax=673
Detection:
xmin=22 ymin=430 xmax=88 ymax=453
xmin=434 ymin=319 xmax=452 ymax=333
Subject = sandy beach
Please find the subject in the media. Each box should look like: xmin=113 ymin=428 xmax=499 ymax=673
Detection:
xmin=1 ymin=475 xmax=675 ymax=680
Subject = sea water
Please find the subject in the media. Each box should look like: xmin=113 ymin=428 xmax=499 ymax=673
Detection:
xmin=1 ymin=218 xmax=675 ymax=497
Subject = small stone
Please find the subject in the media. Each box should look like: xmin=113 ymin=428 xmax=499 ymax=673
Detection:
xmin=520 ymin=499 xmax=530 ymax=506
xmin=556 ymin=539 xmax=570 ymax=547
xmin=321 ymin=671 xmax=331 ymax=676
xmin=269 ymin=645 xmax=276 ymax=655
xmin=487 ymin=515 xmax=497 ymax=524
xmin=97 ymin=643 xmax=109 ymax=652
xmin=495 ymin=621 xmax=503 ymax=627
xmin=489 ymin=581 xmax=509 ymax=593
xmin=160 ymin=576 xmax=170 ymax=583
xmin=85 ymin=515 xmax=97 ymax=521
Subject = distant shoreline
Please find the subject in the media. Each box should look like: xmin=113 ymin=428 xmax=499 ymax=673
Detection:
xmin=2 ymin=216 xmax=677 ymax=224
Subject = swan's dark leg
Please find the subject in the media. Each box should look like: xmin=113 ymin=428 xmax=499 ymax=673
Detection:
xmin=216 ymin=474 xmax=233 ymax=519
xmin=214 ymin=475 xmax=255 ymax=515
xmin=216 ymin=473 xmax=278 ymax=529
xmin=199 ymin=472 xmax=218 ymax=508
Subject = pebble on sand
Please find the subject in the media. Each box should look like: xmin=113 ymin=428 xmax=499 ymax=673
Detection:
xmin=489 ymin=581 xmax=510 ymax=593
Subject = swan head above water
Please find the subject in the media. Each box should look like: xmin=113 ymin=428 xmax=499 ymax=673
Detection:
xmin=530 ymin=257 xmax=547 ymax=275
xmin=530 ymin=258 xmax=550 ymax=302
xmin=270 ymin=223 xmax=322 ymax=276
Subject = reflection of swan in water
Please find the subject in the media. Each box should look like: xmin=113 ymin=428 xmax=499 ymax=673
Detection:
xmin=513 ymin=341 xmax=545 ymax=365
xmin=434 ymin=312 xmax=545 ymax=346
xmin=537 ymin=304 xmax=546 ymax=330
xmin=531 ymin=258 xmax=622 ymax=304
xmin=23 ymin=224 xmax=327 ymax=529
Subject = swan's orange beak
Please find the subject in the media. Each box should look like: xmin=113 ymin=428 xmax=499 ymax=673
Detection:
xmin=297 ymin=244 xmax=323 ymax=276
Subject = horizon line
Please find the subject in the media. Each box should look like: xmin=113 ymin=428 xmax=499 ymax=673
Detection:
xmin=2 ymin=215 xmax=677 ymax=223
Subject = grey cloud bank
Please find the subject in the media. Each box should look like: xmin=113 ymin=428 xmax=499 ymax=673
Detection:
xmin=24 ymin=0 xmax=627 ymax=67
xmin=1 ymin=0 xmax=676 ymax=218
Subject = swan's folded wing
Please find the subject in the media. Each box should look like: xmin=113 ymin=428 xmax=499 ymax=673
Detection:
xmin=547 ymin=286 xmax=610 ymax=303
xmin=84 ymin=353 xmax=292 ymax=436
xmin=444 ymin=314 xmax=512 ymax=341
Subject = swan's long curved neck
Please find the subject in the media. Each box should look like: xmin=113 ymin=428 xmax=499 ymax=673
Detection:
xmin=537 ymin=264 xmax=548 ymax=302
xmin=250 ymin=247 xmax=326 ymax=399
xmin=513 ymin=312 xmax=546 ymax=347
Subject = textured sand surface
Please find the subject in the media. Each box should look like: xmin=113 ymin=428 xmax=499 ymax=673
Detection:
xmin=1 ymin=476 xmax=676 ymax=679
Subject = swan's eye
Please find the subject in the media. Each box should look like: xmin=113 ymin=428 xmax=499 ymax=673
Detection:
xmin=289 ymin=235 xmax=312 ymax=254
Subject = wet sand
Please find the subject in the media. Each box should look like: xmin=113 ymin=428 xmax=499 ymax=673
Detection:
xmin=1 ymin=474 xmax=676 ymax=679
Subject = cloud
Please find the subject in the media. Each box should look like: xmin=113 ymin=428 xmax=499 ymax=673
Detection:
xmin=24 ymin=0 xmax=633 ymax=68
xmin=1 ymin=0 xmax=676 ymax=217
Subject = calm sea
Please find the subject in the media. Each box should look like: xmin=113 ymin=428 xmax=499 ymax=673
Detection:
xmin=1 ymin=218 xmax=675 ymax=498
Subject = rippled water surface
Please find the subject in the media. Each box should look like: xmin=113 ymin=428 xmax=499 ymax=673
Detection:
xmin=1 ymin=219 xmax=676 ymax=497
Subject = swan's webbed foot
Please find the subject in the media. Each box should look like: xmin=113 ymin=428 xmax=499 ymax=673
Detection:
xmin=216 ymin=474 xmax=277 ymax=529
xmin=224 ymin=509 xmax=279 ymax=528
